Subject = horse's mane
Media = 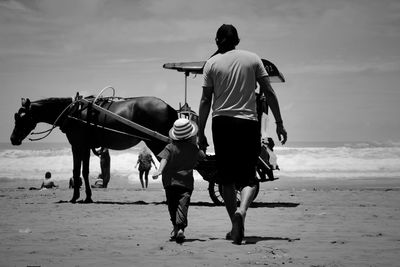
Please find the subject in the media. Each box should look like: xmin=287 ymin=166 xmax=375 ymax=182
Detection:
xmin=34 ymin=97 xmax=73 ymax=105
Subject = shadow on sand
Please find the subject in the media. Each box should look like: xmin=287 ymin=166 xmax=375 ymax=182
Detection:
xmin=56 ymin=200 xmax=300 ymax=208
xmin=165 ymin=236 xmax=300 ymax=244
xmin=243 ymin=236 xmax=300 ymax=244
xmin=207 ymin=236 xmax=300 ymax=244
xmin=164 ymin=236 xmax=300 ymax=244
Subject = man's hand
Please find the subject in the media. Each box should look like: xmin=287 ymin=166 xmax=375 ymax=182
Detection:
xmin=198 ymin=133 xmax=209 ymax=152
xmin=276 ymin=123 xmax=287 ymax=145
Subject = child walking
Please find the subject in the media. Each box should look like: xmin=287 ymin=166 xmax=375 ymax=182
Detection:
xmin=152 ymin=118 xmax=204 ymax=243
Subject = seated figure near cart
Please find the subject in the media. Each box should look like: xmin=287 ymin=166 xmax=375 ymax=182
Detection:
xmin=258 ymin=137 xmax=280 ymax=181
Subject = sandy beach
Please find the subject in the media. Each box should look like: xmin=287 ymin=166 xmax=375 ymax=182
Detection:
xmin=0 ymin=176 xmax=399 ymax=267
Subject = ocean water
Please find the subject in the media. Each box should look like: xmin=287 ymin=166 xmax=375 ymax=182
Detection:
xmin=0 ymin=141 xmax=399 ymax=182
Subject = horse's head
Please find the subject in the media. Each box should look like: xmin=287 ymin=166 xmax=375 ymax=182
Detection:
xmin=10 ymin=98 xmax=37 ymax=145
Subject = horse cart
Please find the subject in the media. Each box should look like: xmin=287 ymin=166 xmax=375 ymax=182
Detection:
xmin=163 ymin=59 xmax=285 ymax=205
xmin=10 ymin=59 xmax=284 ymax=205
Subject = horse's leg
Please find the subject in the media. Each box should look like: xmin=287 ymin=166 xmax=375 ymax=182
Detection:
xmin=70 ymin=146 xmax=82 ymax=203
xmin=82 ymin=148 xmax=93 ymax=203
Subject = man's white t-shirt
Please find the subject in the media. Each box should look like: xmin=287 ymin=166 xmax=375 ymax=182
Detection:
xmin=202 ymin=49 xmax=268 ymax=121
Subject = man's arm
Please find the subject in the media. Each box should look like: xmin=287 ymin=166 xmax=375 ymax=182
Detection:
xmin=198 ymin=86 xmax=213 ymax=151
xmin=258 ymin=76 xmax=288 ymax=144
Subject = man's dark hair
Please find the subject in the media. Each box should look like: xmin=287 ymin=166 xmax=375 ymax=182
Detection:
xmin=216 ymin=24 xmax=240 ymax=47
xmin=210 ymin=24 xmax=240 ymax=57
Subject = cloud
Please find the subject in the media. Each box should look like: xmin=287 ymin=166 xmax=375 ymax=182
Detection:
xmin=107 ymin=58 xmax=163 ymax=65
xmin=0 ymin=0 xmax=29 ymax=12
xmin=286 ymin=60 xmax=400 ymax=75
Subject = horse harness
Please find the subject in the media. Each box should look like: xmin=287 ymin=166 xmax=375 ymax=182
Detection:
xmin=61 ymin=95 xmax=153 ymax=142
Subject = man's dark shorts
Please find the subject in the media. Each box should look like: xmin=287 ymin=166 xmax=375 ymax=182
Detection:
xmin=212 ymin=116 xmax=260 ymax=190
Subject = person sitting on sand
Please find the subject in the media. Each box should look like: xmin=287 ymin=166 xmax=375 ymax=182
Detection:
xmin=30 ymin=171 xmax=58 ymax=190
xmin=41 ymin=171 xmax=58 ymax=189
xmin=152 ymin=118 xmax=205 ymax=243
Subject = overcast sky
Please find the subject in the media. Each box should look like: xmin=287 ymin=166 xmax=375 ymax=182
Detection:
xmin=1 ymin=0 xmax=399 ymax=145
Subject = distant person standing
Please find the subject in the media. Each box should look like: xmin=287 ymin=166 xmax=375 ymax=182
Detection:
xmin=135 ymin=147 xmax=157 ymax=189
xmin=198 ymin=24 xmax=287 ymax=244
xmin=92 ymin=147 xmax=111 ymax=188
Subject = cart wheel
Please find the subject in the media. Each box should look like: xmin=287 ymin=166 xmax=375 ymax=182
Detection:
xmin=208 ymin=181 xmax=260 ymax=206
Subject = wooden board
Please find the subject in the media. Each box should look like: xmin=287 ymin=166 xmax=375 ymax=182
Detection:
xmin=162 ymin=61 xmax=205 ymax=74
xmin=163 ymin=58 xmax=285 ymax=83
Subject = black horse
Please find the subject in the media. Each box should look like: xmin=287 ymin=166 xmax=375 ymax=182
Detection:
xmin=10 ymin=96 xmax=178 ymax=203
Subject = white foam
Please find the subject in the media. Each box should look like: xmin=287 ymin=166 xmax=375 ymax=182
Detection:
xmin=1 ymin=144 xmax=400 ymax=181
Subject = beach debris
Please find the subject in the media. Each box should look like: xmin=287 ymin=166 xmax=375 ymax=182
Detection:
xmin=18 ymin=228 xmax=32 ymax=233
xmin=330 ymin=240 xmax=347 ymax=244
